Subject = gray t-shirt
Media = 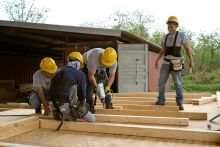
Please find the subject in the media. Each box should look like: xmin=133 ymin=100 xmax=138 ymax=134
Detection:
xmin=83 ymin=48 xmax=117 ymax=74
xmin=161 ymin=31 xmax=187 ymax=62
xmin=33 ymin=70 xmax=52 ymax=91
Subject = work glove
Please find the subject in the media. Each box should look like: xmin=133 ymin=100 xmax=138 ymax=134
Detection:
xmin=105 ymin=85 xmax=111 ymax=95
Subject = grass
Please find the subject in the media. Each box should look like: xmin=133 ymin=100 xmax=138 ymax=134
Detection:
xmin=171 ymin=69 xmax=220 ymax=92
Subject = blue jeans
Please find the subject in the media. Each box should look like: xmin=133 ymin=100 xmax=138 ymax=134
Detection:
xmin=157 ymin=64 xmax=183 ymax=105
xmin=29 ymin=92 xmax=42 ymax=109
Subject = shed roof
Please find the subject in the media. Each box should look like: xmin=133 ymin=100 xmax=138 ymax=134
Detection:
xmin=0 ymin=20 xmax=161 ymax=58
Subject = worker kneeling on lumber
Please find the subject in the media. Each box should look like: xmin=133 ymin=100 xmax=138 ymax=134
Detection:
xmin=28 ymin=57 xmax=58 ymax=115
xmin=82 ymin=47 xmax=117 ymax=113
xmin=155 ymin=16 xmax=194 ymax=110
xmin=49 ymin=52 xmax=95 ymax=123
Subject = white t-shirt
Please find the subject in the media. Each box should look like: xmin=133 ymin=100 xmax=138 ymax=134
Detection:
xmin=83 ymin=48 xmax=117 ymax=74
xmin=33 ymin=70 xmax=52 ymax=91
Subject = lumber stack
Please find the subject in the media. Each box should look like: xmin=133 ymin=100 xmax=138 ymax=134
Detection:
xmin=0 ymin=80 xmax=16 ymax=99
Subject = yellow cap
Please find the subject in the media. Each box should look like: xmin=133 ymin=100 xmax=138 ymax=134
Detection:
xmin=101 ymin=47 xmax=117 ymax=67
xmin=166 ymin=16 xmax=179 ymax=25
xmin=67 ymin=52 xmax=84 ymax=67
xmin=40 ymin=57 xmax=58 ymax=74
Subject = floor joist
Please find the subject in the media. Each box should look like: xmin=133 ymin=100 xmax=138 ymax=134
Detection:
xmin=40 ymin=119 xmax=220 ymax=143
xmin=95 ymin=109 xmax=207 ymax=120
xmin=120 ymin=104 xmax=179 ymax=111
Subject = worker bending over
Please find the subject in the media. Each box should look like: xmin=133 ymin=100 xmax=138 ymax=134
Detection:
xmin=83 ymin=47 xmax=117 ymax=113
xmin=49 ymin=52 xmax=95 ymax=123
xmin=29 ymin=57 xmax=58 ymax=115
xmin=155 ymin=16 xmax=194 ymax=110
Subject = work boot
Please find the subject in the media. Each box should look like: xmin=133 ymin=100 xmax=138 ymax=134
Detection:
xmin=177 ymin=104 xmax=184 ymax=111
xmin=35 ymin=107 xmax=42 ymax=114
xmin=155 ymin=102 xmax=165 ymax=105
xmin=89 ymin=105 xmax=96 ymax=114
xmin=105 ymin=102 xmax=113 ymax=109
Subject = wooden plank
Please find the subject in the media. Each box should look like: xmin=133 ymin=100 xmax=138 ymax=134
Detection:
xmin=0 ymin=141 xmax=40 ymax=147
xmin=95 ymin=114 xmax=189 ymax=126
xmin=0 ymin=116 xmax=39 ymax=140
xmin=120 ymin=104 xmax=179 ymax=111
xmin=112 ymin=97 xmax=193 ymax=104
xmin=192 ymin=95 xmax=217 ymax=105
xmin=95 ymin=109 xmax=207 ymax=120
xmin=113 ymin=93 xmax=198 ymax=98
xmin=40 ymin=119 xmax=220 ymax=142
xmin=113 ymin=92 xmax=211 ymax=98
xmin=40 ymin=114 xmax=189 ymax=126
xmin=96 ymin=100 xmax=177 ymax=106
xmin=0 ymin=109 xmax=35 ymax=116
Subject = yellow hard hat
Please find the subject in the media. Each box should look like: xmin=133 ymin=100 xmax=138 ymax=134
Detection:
xmin=166 ymin=16 xmax=179 ymax=25
xmin=101 ymin=47 xmax=117 ymax=67
xmin=67 ymin=52 xmax=84 ymax=66
xmin=40 ymin=57 xmax=58 ymax=74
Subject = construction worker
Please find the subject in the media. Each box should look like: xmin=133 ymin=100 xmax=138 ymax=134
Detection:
xmin=155 ymin=16 xmax=194 ymax=110
xmin=29 ymin=57 xmax=58 ymax=115
xmin=49 ymin=52 xmax=95 ymax=123
xmin=83 ymin=47 xmax=117 ymax=113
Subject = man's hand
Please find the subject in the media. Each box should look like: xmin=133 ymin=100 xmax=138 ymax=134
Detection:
xmin=43 ymin=105 xmax=50 ymax=116
xmin=155 ymin=61 xmax=159 ymax=70
xmin=189 ymin=62 xmax=194 ymax=74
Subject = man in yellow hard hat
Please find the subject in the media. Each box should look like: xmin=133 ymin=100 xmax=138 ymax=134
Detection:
xmin=83 ymin=47 xmax=117 ymax=113
xmin=28 ymin=57 xmax=58 ymax=115
xmin=49 ymin=52 xmax=95 ymax=124
xmin=155 ymin=16 xmax=194 ymax=110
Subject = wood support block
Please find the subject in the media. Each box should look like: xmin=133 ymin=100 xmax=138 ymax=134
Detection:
xmin=95 ymin=109 xmax=207 ymax=120
xmin=192 ymin=95 xmax=217 ymax=105
xmin=40 ymin=119 xmax=220 ymax=143
xmin=95 ymin=114 xmax=189 ymax=126
xmin=0 ymin=116 xmax=39 ymax=140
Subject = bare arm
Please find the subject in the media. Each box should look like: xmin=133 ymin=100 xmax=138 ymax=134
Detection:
xmin=34 ymin=87 xmax=50 ymax=115
xmin=155 ymin=48 xmax=165 ymax=69
xmin=88 ymin=69 xmax=97 ymax=87
xmin=107 ymin=73 xmax=115 ymax=87
xmin=183 ymin=42 xmax=194 ymax=68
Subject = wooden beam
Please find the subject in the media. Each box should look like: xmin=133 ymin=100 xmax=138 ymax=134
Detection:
xmin=40 ymin=114 xmax=189 ymax=126
xmin=112 ymin=97 xmax=193 ymax=104
xmin=0 ymin=109 xmax=35 ymax=116
xmin=120 ymin=104 xmax=179 ymax=111
xmin=216 ymin=92 xmax=220 ymax=108
xmin=95 ymin=109 xmax=207 ymax=120
xmin=0 ymin=116 xmax=39 ymax=140
xmin=113 ymin=93 xmax=208 ymax=98
xmin=95 ymin=114 xmax=189 ymax=126
xmin=40 ymin=119 xmax=220 ymax=143
xmin=96 ymin=100 xmax=177 ymax=106
xmin=0 ymin=141 xmax=40 ymax=147
xmin=192 ymin=95 xmax=217 ymax=105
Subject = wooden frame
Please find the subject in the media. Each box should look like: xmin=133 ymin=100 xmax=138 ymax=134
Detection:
xmin=192 ymin=95 xmax=217 ymax=105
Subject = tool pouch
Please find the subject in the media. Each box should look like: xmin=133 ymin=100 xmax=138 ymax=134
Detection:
xmin=73 ymin=101 xmax=89 ymax=118
xmin=170 ymin=59 xmax=183 ymax=71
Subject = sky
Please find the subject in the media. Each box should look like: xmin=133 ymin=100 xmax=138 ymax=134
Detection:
xmin=0 ymin=0 xmax=220 ymax=34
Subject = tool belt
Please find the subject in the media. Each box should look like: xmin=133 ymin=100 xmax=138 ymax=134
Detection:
xmin=164 ymin=58 xmax=184 ymax=71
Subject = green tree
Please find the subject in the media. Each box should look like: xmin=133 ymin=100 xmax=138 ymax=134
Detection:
xmin=149 ymin=30 xmax=165 ymax=46
xmin=1 ymin=0 xmax=49 ymax=23
xmin=111 ymin=10 xmax=154 ymax=40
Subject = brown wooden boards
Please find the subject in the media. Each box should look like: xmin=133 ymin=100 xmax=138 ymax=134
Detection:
xmin=0 ymin=141 xmax=40 ymax=147
xmin=95 ymin=114 xmax=189 ymax=126
xmin=95 ymin=109 xmax=207 ymax=120
xmin=0 ymin=116 xmax=39 ymax=140
xmin=40 ymin=119 xmax=220 ymax=143
xmin=120 ymin=104 xmax=179 ymax=111
xmin=0 ymin=109 xmax=35 ymax=116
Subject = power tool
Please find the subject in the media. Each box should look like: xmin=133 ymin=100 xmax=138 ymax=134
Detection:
xmin=94 ymin=70 xmax=113 ymax=109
